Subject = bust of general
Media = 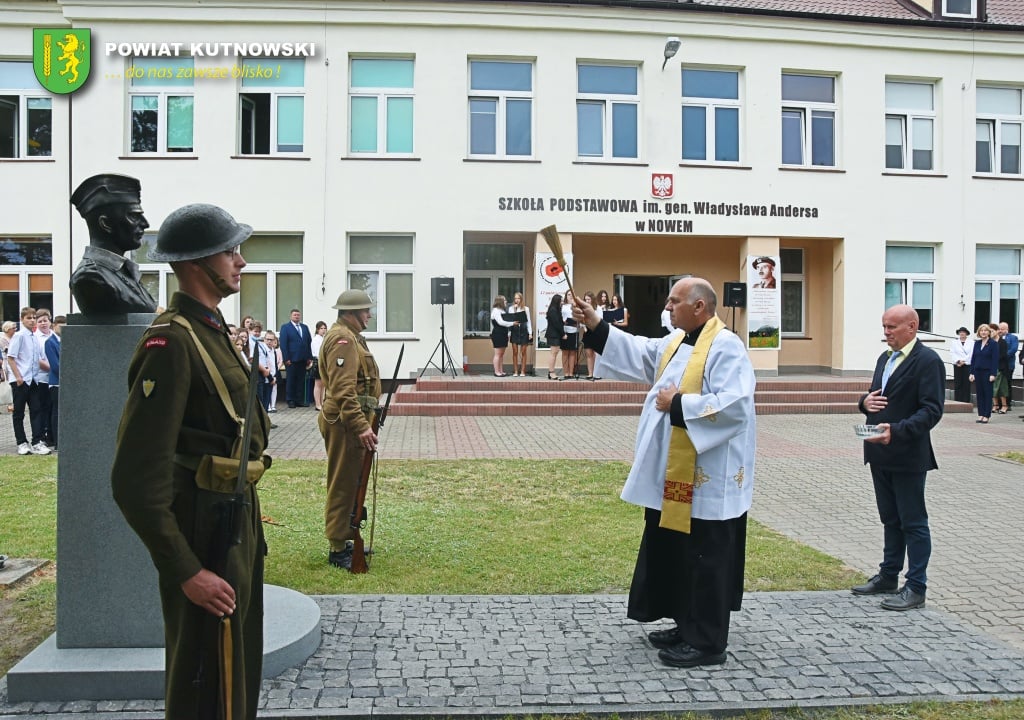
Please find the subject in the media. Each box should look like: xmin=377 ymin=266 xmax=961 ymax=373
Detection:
xmin=69 ymin=173 xmax=158 ymax=315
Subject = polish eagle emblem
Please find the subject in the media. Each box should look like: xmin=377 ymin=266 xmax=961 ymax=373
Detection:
xmin=651 ymin=173 xmax=674 ymax=199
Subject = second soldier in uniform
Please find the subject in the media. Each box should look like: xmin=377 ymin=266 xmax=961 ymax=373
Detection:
xmin=318 ymin=289 xmax=381 ymax=569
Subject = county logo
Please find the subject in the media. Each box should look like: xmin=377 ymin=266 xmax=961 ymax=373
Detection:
xmin=33 ymin=28 xmax=91 ymax=94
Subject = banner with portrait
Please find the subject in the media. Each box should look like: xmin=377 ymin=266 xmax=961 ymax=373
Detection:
xmin=747 ymin=254 xmax=781 ymax=350
xmin=534 ymin=252 xmax=573 ymax=349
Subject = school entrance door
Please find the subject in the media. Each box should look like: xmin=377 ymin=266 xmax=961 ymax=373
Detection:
xmin=618 ymin=275 xmax=679 ymax=337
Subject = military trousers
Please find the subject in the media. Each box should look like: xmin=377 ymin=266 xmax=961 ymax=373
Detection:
xmin=318 ymin=413 xmax=367 ymax=552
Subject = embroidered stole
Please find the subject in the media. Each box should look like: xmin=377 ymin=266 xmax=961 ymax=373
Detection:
xmin=656 ymin=315 xmax=726 ymax=533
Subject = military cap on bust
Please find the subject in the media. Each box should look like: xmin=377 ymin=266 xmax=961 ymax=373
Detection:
xmin=70 ymin=173 xmax=142 ymax=217
xmin=751 ymin=256 xmax=776 ymax=269
xmin=333 ymin=289 xmax=374 ymax=310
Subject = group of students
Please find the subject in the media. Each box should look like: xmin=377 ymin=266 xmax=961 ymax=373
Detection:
xmin=949 ymin=320 xmax=1020 ymax=423
xmin=544 ymin=289 xmax=630 ymax=380
xmin=2 ymin=307 xmax=64 ymax=455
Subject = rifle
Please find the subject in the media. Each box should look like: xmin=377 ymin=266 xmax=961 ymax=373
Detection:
xmin=349 ymin=343 xmax=404 ymax=574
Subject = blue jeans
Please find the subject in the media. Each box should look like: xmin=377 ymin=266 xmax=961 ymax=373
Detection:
xmin=870 ymin=466 xmax=931 ymax=594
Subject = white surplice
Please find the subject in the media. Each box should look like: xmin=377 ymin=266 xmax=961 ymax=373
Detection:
xmin=595 ymin=323 xmax=756 ymax=521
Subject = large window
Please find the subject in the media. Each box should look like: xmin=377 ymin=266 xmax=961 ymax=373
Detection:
xmin=976 ymin=85 xmax=1021 ymax=175
xmin=464 ymin=244 xmax=524 ymax=335
xmin=128 ymin=58 xmax=194 ymax=154
xmin=0 ymin=236 xmax=54 ymax=323
xmin=885 ymin=80 xmax=935 ymax=171
xmin=349 ymin=58 xmax=414 ymax=155
xmin=975 ymin=247 xmax=1020 ymax=333
xmin=576 ymin=64 xmax=639 ymax=160
xmin=348 ymin=234 xmax=413 ymax=334
xmin=468 ymin=60 xmax=533 ymax=158
xmin=885 ymin=245 xmax=934 ymax=332
xmin=0 ymin=61 xmax=52 ymax=158
xmin=780 ymin=248 xmax=805 ymax=336
xmin=681 ymin=67 xmax=740 ymax=163
xmin=239 ymin=59 xmax=304 ymax=154
xmin=781 ymin=73 xmax=836 ymax=167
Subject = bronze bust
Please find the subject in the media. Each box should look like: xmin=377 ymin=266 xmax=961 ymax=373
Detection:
xmin=69 ymin=173 xmax=158 ymax=315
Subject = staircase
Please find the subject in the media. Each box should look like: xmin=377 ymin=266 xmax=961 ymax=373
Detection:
xmin=388 ymin=374 xmax=975 ymax=417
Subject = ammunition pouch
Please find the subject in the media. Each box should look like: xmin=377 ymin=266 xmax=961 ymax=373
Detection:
xmin=357 ymin=394 xmax=378 ymax=418
xmin=177 ymin=453 xmax=271 ymax=493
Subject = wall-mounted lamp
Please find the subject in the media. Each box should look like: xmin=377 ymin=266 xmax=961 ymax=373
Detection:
xmin=662 ymin=36 xmax=681 ymax=70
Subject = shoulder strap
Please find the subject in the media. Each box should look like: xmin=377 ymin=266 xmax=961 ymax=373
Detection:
xmin=169 ymin=315 xmax=242 ymax=429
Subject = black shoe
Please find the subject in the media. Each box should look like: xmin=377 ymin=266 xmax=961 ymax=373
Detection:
xmin=851 ymin=574 xmax=898 ymax=595
xmin=287 ymin=402 xmax=296 ymax=408
xmin=647 ymin=626 xmax=682 ymax=649
xmin=658 ymin=643 xmax=726 ymax=668
xmin=328 ymin=548 xmax=353 ymax=570
xmin=269 ymin=422 xmax=278 ymax=429
xmin=881 ymin=585 xmax=926 ymax=611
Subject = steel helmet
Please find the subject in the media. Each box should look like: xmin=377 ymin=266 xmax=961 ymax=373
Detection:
xmin=149 ymin=203 xmax=252 ymax=262
xmin=332 ymin=289 xmax=374 ymax=310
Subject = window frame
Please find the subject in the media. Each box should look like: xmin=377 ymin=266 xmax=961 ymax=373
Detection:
xmin=575 ymin=62 xmax=641 ymax=162
xmin=237 ymin=58 xmax=306 ymax=156
xmin=0 ymin=61 xmax=53 ymax=159
xmin=942 ymin=0 xmax=977 ymax=18
xmin=974 ymin=246 xmax=1021 ymax=333
xmin=467 ymin=58 xmax=535 ymax=159
xmin=884 ymin=245 xmax=936 ymax=332
xmin=347 ymin=233 xmax=415 ymax=336
xmin=780 ymin=248 xmax=805 ymax=338
xmin=348 ymin=56 xmax=415 ymax=157
xmin=126 ymin=57 xmax=195 ymax=155
xmin=975 ymin=84 xmax=1023 ymax=176
xmin=884 ymin=79 xmax=937 ymax=172
xmin=680 ymin=66 xmax=742 ymax=165
xmin=780 ymin=72 xmax=839 ymax=168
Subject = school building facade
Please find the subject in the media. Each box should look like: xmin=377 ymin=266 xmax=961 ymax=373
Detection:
xmin=1 ymin=0 xmax=1022 ymax=377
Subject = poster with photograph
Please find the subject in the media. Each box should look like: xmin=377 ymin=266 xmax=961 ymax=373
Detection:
xmin=534 ymin=252 xmax=573 ymax=349
xmin=747 ymin=254 xmax=781 ymax=350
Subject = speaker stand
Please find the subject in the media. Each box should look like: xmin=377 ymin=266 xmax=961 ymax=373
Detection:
xmin=731 ymin=305 xmax=736 ymax=332
xmin=420 ymin=304 xmax=458 ymax=378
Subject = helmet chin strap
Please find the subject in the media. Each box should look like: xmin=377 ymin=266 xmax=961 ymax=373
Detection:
xmin=196 ymin=259 xmax=233 ymax=296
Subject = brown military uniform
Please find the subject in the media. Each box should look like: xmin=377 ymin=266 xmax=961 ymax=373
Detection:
xmin=111 ymin=291 xmax=270 ymax=720
xmin=318 ymin=315 xmax=381 ymax=551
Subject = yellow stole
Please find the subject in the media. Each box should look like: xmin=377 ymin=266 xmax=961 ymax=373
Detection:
xmin=656 ymin=315 xmax=726 ymax=533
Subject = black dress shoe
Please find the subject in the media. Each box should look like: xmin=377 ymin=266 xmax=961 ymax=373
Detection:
xmin=647 ymin=626 xmax=682 ymax=649
xmin=328 ymin=548 xmax=353 ymax=570
xmin=658 ymin=643 xmax=726 ymax=668
xmin=851 ymin=574 xmax=898 ymax=595
xmin=881 ymin=585 xmax=926 ymax=611
xmin=287 ymin=402 xmax=296 ymax=408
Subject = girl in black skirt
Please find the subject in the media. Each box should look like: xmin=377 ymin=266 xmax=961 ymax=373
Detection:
xmin=545 ymin=294 xmax=563 ymax=379
xmin=490 ymin=295 xmax=516 ymax=376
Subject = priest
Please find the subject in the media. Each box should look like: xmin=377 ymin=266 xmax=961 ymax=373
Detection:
xmin=573 ymin=276 xmax=755 ymax=668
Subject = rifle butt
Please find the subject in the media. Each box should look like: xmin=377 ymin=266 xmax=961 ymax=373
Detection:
xmin=349 ymin=535 xmax=368 ymax=574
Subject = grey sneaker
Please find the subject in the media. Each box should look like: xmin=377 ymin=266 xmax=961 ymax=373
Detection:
xmin=31 ymin=442 xmax=52 ymax=455
xmin=17 ymin=442 xmax=32 ymax=455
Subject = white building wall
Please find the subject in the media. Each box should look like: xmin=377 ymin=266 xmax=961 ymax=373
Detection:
xmin=1 ymin=1 xmax=1021 ymax=375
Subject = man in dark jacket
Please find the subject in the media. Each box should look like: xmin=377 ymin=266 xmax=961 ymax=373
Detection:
xmin=278 ymin=309 xmax=312 ymax=408
xmin=853 ymin=304 xmax=944 ymax=611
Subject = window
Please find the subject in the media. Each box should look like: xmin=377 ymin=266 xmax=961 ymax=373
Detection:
xmin=349 ymin=58 xmax=413 ymax=155
xmin=128 ymin=58 xmax=194 ymax=154
xmin=348 ymin=235 xmax=413 ymax=334
xmin=943 ymin=0 xmax=976 ymax=18
xmin=239 ymin=59 xmax=304 ymax=154
xmin=681 ymin=68 xmax=740 ymax=163
xmin=781 ymin=73 xmax=836 ymax=167
xmin=464 ymin=244 xmax=524 ymax=334
xmin=0 ymin=61 xmax=52 ymax=158
xmin=576 ymin=64 xmax=639 ymax=160
xmin=974 ymin=247 xmax=1020 ymax=332
xmin=884 ymin=245 xmax=934 ymax=332
xmin=780 ymin=248 xmax=804 ymax=336
xmin=0 ymin=236 xmax=54 ymax=322
xmin=885 ymin=80 xmax=935 ymax=171
xmin=976 ymin=86 xmax=1022 ymax=175
xmin=468 ymin=60 xmax=533 ymax=157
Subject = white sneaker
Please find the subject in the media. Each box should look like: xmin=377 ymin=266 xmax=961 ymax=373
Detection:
xmin=32 ymin=442 xmax=51 ymax=455
xmin=17 ymin=442 xmax=32 ymax=455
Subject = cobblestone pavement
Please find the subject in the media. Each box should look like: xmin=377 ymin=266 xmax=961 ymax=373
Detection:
xmin=2 ymin=404 xmax=1023 ymax=717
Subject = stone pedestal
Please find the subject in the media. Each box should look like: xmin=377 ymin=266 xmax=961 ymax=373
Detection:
xmin=6 ymin=314 xmax=321 ymax=702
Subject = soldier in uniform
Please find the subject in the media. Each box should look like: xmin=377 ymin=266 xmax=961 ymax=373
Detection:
xmin=111 ymin=203 xmax=269 ymax=720
xmin=318 ymin=289 xmax=381 ymax=569
xmin=69 ymin=173 xmax=159 ymax=315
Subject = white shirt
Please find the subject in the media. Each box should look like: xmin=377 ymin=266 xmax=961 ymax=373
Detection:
xmin=949 ymin=337 xmax=973 ymax=365
xmin=8 ymin=327 xmax=47 ymax=384
xmin=562 ymin=304 xmax=578 ymax=334
xmin=595 ymin=323 xmax=756 ymax=521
